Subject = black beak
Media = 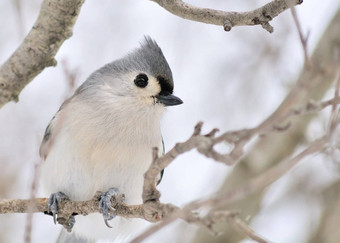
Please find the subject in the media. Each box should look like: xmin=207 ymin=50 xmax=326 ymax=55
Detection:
xmin=155 ymin=94 xmax=183 ymax=106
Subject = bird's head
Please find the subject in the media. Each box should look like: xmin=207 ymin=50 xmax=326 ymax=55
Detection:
xmin=79 ymin=37 xmax=183 ymax=111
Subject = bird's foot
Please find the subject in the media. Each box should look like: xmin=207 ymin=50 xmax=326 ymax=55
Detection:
xmin=99 ymin=187 xmax=124 ymax=228
xmin=47 ymin=192 xmax=69 ymax=224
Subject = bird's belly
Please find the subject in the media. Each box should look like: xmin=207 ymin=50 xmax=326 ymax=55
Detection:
xmin=40 ymin=137 xmax=154 ymax=204
xmin=92 ymin=147 xmax=153 ymax=204
xmin=40 ymin=129 xmax=160 ymax=241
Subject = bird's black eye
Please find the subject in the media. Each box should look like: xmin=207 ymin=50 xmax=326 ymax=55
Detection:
xmin=134 ymin=73 xmax=148 ymax=88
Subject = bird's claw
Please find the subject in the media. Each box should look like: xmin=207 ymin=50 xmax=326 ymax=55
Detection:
xmin=64 ymin=215 xmax=76 ymax=232
xmin=99 ymin=187 xmax=121 ymax=228
xmin=47 ymin=192 xmax=69 ymax=224
xmin=104 ymin=219 xmax=113 ymax=228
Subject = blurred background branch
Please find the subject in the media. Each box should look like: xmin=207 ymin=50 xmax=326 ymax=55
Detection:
xmin=307 ymin=180 xmax=340 ymax=243
xmin=192 ymin=7 xmax=340 ymax=243
xmin=0 ymin=0 xmax=84 ymax=108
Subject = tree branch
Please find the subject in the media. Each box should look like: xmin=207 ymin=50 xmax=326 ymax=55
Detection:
xmin=0 ymin=0 xmax=84 ymax=108
xmin=151 ymin=0 xmax=303 ymax=33
xmin=0 ymin=193 xmax=266 ymax=242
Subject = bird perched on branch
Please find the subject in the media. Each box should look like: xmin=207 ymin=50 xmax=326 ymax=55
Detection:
xmin=39 ymin=37 xmax=183 ymax=242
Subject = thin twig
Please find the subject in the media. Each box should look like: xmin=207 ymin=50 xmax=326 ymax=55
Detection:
xmin=23 ymin=162 xmax=41 ymax=243
xmin=291 ymin=6 xmax=312 ymax=68
xmin=61 ymin=59 xmax=79 ymax=99
xmin=227 ymin=215 xmax=268 ymax=243
xmin=329 ymin=72 xmax=340 ymax=133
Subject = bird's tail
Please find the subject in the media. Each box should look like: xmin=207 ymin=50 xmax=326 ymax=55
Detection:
xmin=56 ymin=229 xmax=94 ymax=243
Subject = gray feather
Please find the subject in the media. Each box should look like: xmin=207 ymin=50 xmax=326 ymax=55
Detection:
xmin=40 ymin=98 xmax=72 ymax=159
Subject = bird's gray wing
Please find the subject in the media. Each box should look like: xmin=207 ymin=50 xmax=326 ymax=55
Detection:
xmin=39 ymin=98 xmax=72 ymax=160
xmin=156 ymin=136 xmax=165 ymax=185
xmin=39 ymin=114 xmax=57 ymax=160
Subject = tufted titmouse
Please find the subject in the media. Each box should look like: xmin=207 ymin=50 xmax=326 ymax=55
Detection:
xmin=39 ymin=37 xmax=182 ymax=242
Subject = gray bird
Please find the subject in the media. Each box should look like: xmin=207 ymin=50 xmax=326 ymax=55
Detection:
xmin=40 ymin=37 xmax=182 ymax=242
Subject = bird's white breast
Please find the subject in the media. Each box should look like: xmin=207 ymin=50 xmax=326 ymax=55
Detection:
xmin=40 ymin=96 xmax=164 ymax=241
xmin=41 ymin=97 xmax=163 ymax=203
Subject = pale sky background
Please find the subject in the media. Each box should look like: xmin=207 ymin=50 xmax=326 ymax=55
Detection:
xmin=0 ymin=0 xmax=339 ymax=242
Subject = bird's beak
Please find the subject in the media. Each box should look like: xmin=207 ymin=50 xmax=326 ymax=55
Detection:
xmin=155 ymin=93 xmax=183 ymax=106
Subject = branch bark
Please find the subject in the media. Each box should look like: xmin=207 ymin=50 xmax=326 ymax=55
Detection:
xmin=0 ymin=0 xmax=84 ymax=108
xmin=0 ymin=195 xmax=145 ymax=219
xmin=151 ymin=0 xmax=303 ymax=33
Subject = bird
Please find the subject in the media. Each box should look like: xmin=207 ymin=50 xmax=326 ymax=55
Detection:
xmin=39 ymin=37 xmax=183 ymax=242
